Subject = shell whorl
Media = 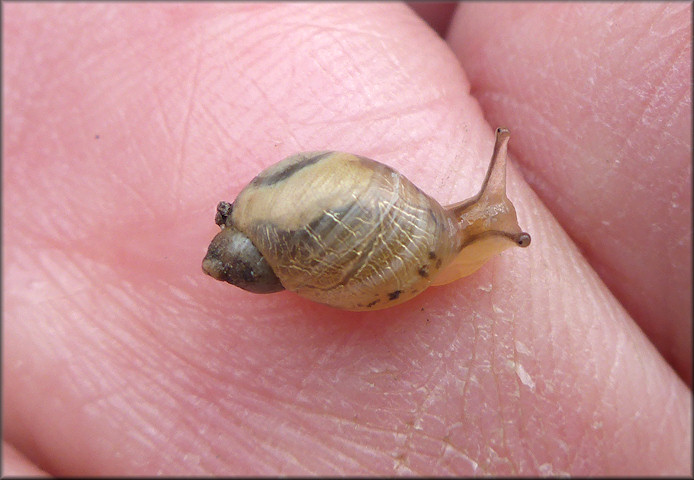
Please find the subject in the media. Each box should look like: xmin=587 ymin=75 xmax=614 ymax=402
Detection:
xmin=231 ymin=152 xmax=460 ymax=310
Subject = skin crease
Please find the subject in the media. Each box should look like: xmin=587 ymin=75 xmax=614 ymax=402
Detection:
xmin=2 ymin=2 xmax=690 ymax=477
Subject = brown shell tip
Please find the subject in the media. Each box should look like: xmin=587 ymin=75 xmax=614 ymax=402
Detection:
xmin=202 ymin=225 xmax=285 ymax=294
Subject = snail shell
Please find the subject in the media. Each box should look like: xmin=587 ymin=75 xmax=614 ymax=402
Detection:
xmin=202 ymin=128 xmax=530 ymax=311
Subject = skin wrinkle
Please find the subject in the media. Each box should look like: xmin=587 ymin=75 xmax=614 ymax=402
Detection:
xmin=437 ymin=440 xmax=480 ymax=474
xmin=224 ymin=384 xmax=408 ymax=470
xmin=12 ymin=247 xmax=81 ymax=307
xmin=315 ymin=439 xmax=376 ymax=474
xmin=275 ymin=23 xmax=446 ymax=131
xmin=253 ymin=430 xmax=308 ymax=475
xmin=248 ymin=74 xmax=304 ymax=148
xmin=34 ymin=318 xmax=184 ymax=472
xmin=457 ymin=312 xmax=479 ymax=443
xmin=620 ymin=54 xmax=685 ymax=160
xmin=491 ymin=317 xmax=517 ymax=474
xmin=323 ymin=433 xmax=380 ymax=474
xmin=75 ymin=315 xmax=212 ymax=425
xmin=206 ymin=399 xmax=307 ymax=473
xmin=308 ymin=27 xmax=383 ymax=90
xmin=98 ymin=395 xmax=169 ymax=467
xmin=264 ymin=326 xmax=464 ymax=472
xmin=275 ymin=414 xmax=390 ymax=473
xmin=435 ymin=319 xmax=477 ymax=468
xmin=271 ymin=429 xmax=337 ymax=475
xmin=502 ymin=328 xmax=528 ymax=470
xmin=152 ymin=88 xmax=179 ymax=152
xmin=509 ymin=325 xmax=535 ymax=472
xmin=228 ymin=357 xmax=411 ymax=443
xmin=174 ymin=31 xmax=205 ymax=201
xmin=267 ymin=39 xmax=352 ymax=121
xmin=34 ymin=258 xmax=108 ymax=332
xmin=100 ymin=309 xmax=250 ymax=419
xmin=602 ymin=313 xmax=624 ymax=393
xmin=208 ymin=407 xmax=277 ymax=472
xmin=440 ymin=419 xmax=479 ymax=473
xmin=400 ymin=354 xmax=449 ymax=469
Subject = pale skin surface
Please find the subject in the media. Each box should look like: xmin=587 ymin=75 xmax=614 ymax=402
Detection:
xmin=3 ymin=3 xmax=691 ymax=476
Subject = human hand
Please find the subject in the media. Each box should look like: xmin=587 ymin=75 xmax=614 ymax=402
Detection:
xmin=4 ymin=3 xmax=690 ymax=476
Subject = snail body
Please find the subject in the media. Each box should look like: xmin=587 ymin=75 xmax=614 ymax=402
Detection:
xmin=202 ymin=128 xmax=530 ymax=311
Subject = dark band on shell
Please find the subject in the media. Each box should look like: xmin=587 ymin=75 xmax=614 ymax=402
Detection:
xmin=251 ymin=152 xmax=332 ymax=187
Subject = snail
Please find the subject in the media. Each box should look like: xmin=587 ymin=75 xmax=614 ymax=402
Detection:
xmin=202 ymin=127 xmax=530 ymax=311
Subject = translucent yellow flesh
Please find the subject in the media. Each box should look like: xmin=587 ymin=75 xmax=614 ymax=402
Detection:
xmin=430 ymin=236 xmax=514 ymax=286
